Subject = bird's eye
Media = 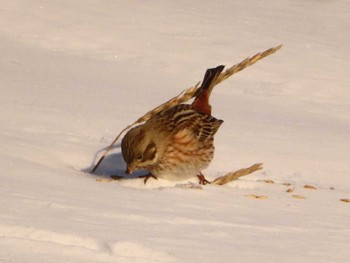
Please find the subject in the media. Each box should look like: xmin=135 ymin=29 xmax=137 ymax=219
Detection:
xmin=137 ymin=154 xmax=143 ymax=161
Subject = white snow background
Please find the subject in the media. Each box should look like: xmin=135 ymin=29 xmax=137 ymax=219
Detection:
xmin=1 ymin=1 xmax=349 ymax=262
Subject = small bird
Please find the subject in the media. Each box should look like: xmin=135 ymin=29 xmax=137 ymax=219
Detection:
xmin=121 ymin=65 xmax=225 ymax=184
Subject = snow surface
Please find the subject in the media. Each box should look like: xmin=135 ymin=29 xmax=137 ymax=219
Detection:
xmin=1 ymin=1 xmax=350 ymax=262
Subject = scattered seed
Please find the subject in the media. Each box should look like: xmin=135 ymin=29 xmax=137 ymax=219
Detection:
xmin=286 ymin=188 xmax=294 ymax=193
xmin=304 ymin=184 xmax=317 ymax=190
xmin=283 ymin=183 xmax=292 ymax=186
xmin=340 ymin=199 xmax=350 ymax=203
xmin=245 ymin=194 xmax=268 ymax=200
xmin=292 ymin=195 xmax=306 ymax=199
xmin=330 ymin=187 xmax=335 ymax=190
xmin=261 ymin=179 xmax=275 ymax=184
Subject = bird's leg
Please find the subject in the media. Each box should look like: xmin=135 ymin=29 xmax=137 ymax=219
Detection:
xmin=197 ymin=172 xmax=211 ymax=185
xmin=139 ymin=173 xmax=158 ymax=184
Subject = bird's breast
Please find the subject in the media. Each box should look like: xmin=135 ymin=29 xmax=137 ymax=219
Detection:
xmin=149 ymin=129 xmax=215 ymax=180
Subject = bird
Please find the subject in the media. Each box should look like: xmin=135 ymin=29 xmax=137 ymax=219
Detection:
xmin=121 ymin=65 xmax=225 ymax=184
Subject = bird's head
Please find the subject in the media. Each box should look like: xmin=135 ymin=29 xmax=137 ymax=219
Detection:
xmin=121 ymin=125 xmax=157 ymax=174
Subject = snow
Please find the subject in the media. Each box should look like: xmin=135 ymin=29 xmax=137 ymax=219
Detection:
xmin=1 ymin=0 xmax=350 ymax=262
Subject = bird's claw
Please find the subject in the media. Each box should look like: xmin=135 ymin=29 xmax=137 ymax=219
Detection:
xmin=197 ymin=173 xmax=211 ymax=185
xmin=140 ymin=173 xmax=158 ymax=184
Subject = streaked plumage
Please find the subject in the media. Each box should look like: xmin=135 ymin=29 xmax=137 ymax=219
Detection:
xmin=121 ymin=65 xmax=225 ymax=183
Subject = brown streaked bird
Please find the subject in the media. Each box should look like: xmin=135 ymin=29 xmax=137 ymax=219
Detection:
xmin=121 ymin=65 xmax=225 ymax=184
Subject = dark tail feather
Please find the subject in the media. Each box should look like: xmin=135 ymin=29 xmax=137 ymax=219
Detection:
xmin=192 ymin=65 xmax=225 ymax=115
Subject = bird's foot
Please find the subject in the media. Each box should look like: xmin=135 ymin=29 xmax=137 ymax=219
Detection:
xmin=139 ymin=173 xmax=158 ymax=184
xmin=197 ymin=173 xmax=211 ymax=185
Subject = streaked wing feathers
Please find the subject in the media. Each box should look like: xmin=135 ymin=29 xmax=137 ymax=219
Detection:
xmin=156 ymin=104 xmax=223 ymax=141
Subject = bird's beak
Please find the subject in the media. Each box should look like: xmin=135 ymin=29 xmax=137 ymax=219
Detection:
xmin=125 ymin=165 xmax=134 ymax=175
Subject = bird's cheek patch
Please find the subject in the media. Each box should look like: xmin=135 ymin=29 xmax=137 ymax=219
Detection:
xmin=144 ymin=143 xmax=157 ymax=161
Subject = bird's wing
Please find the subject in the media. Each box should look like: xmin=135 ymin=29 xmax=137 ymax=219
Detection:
xmin=155 ymin=104 xmax=223 ymax=142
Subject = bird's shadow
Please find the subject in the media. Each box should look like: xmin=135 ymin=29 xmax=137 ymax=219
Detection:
xmin=82 ymin=144 xmax=147 ymax=180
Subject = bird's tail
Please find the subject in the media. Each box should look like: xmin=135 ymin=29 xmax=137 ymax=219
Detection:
xmin=192 ymin=65 xmax=225 ymax=115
